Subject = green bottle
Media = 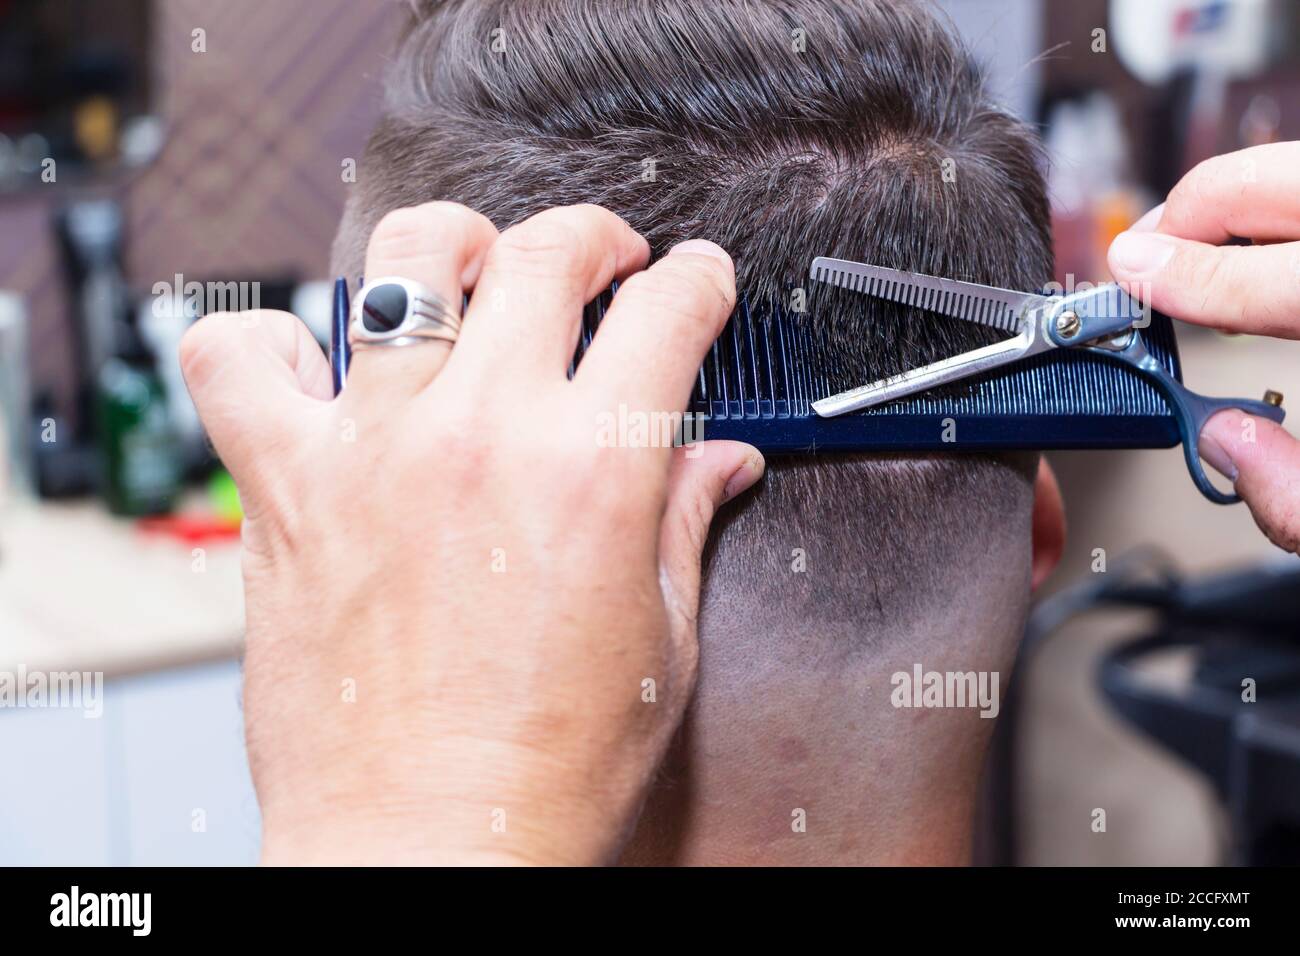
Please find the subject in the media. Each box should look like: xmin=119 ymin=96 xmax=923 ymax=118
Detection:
xmin=95 ymin=319 xmax=181 ymax=516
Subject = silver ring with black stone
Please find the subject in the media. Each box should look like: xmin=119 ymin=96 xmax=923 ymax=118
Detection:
xmin=348 ymin=276 xmax=462 ymax=350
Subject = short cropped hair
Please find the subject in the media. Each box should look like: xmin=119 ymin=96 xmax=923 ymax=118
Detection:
xmin=334 ymin=0 xmax=1049 ymax=621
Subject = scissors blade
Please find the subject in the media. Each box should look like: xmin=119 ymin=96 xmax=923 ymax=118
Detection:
xmin=809 ymin=257 xmax=1049 ymax=335
xmin=812 ymin=327 xmax=1051 ymax=417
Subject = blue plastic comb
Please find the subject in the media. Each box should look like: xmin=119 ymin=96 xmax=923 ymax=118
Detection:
xmin=331 ymin=259 xmax=1286 ymax=505
xmin=574 ymin=282 xmax=1184 ymax=451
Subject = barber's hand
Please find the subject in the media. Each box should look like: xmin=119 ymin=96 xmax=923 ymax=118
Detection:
xmin=1108 ymin=142 xmax=1300 ymax=552
xmin=180 ymin=203 xmax=763 ymax=864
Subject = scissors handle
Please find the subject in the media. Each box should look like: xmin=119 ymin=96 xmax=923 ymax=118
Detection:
xmin=1104 ymin=334 xmax=1286 ymax=504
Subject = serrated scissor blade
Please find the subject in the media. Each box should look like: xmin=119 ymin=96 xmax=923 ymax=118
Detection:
xmin=809 ymin=257 xmax=1049 ymax=335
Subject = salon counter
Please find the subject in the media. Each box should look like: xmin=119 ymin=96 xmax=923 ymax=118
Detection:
xmin=0 ymin=498 xmax=244 ymax=677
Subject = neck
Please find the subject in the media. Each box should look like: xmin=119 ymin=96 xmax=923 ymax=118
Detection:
xmin=620 ymin=654 xmax=997 ymax=866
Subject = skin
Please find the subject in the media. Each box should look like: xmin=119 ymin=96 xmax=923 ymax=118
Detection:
xmin=621 ymin=461 xmax=1064 ymax=866
xmin=1108 ymin=142 xmax=1300 ymax=553
xmin=180 ymin=202 xmax=765 ymax=865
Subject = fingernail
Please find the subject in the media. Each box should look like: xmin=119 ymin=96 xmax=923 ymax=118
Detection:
xmin=669 ymin=239 xmax=732 ymax=265
xmin=1130 ymin=202 xmax=1165 ymax=233
xmin=1110 ymin=230 xmax=1176 ymax=276
xmin=1199 ymin=416 xmax=1239 ymax=481
xmin=723 ymin=453 xmax=765 ymax=502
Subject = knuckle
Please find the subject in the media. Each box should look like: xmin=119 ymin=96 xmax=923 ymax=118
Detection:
xmin=666 ymin=254 xmax=736 ymax=308
xmin=371 ymin=206 xmax=427 ymax=251
xmin=486 ymin=204 xmax=631 ymax=282
xmin=369 ymin=202 xmax=479 ymax=266
xmin=616 ymin=271 xmax=683 ymax=317
xmin=178 ymin=311 xmax=244 ymax=386
xmin=491 ymin=212 xmax=588 ymax=275
xmin=1183 ymin=247 xmax=1253 ymax=323
xmin=552 ymin=202 xmax=628 ymax=238
xmin=431 ymin=415 xmax=494 ymax=480
xmin=1176 ymin=156 xmax=1225 ymax=207
xmin=566 ymin=202 xmax=618 ymax=220
xmin=565 ymin=203 xmax=633 ymax=240
xmin=1172 ymin=244 xmax=1226 ymax=293
xmin=1163 ymin=158 xmax=1219 ymax=230
xmin=624 ymin=256 xmax=735 ymax=324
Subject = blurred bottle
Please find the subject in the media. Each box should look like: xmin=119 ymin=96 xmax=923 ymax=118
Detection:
xmin=94 ymin=313 xmax=180 ymax=516
xmin=1239 ymin=92 xmax=1281 ymax=147
xmin=1047 ymin=93 xmax=1150 ymax=285
xmin=1087 ymin=94 xmax=1147 ymax=278
xmin=0 ymin=292 xmax=32 ymax=506
xmin=1047 ymin=99 xmax=1093 ymax=285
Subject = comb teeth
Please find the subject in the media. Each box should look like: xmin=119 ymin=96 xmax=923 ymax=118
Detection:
xmin=572 ymin=289 xmax=1182 ymax=432
xmin=809 ymin=259 xmax=1025 ymax=334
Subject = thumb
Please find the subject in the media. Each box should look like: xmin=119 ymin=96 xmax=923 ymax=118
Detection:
xmin=657 ymin=440 xmax=765 ymax=642
xmin=180 ymin=310 xmax=333 ymax=494
xmin=1107 ymin=230 xmax=1300 ymax=338
xmin=1201 ymin=410 xmax=1300 ymax=554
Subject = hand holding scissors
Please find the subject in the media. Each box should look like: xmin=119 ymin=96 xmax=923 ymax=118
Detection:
xmin=1109 ymin=142 xmax=1300 ymax=553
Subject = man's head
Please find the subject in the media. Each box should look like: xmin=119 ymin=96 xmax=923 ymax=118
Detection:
xmin=335 ymin=0 xmax=1063 ymax=864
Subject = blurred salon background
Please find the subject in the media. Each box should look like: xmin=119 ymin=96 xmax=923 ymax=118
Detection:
xmin=0 ymin=0 xmax=1297 ymax=865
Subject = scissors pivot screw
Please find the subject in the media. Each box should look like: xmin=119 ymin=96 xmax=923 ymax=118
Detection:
xmin=1055 ymin=311 xmax=1081 ymax=339
xmin=1264 ymin=390 xmax=1284 ymax=407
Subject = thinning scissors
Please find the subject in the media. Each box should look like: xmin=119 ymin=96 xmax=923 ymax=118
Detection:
xmin=809 ymin=257 xmax=1286 ymax=504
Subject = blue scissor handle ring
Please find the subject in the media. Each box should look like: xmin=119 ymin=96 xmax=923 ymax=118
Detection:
xmin=1090 ymin=332 xmax=1286 ymax=505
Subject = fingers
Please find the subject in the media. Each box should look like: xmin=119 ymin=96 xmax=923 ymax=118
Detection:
xmin=1109 ymin=143 xmax=1300 ymax=336
xmin=1107 ymin=232 xmax=1300 ymax=337
xmin=1200 ymin=410 xmax=1300 ymax=554
xmin=348 ymin=202 xmax=499 ymax=399
xmin=656 ymin=441 xmax=765 ymax=645
xmin=180 ymin=309 xmax=332 ymax=489
xmin=576 ymin=240 xmax=736 ymax=415
xmin=449 ymin=204 xmax=649 ymax=384
xmin=1154 ymin=143 xmax=1300 ymax=245
xmin=1129 ymin=202 xmax=1165 ymax=233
